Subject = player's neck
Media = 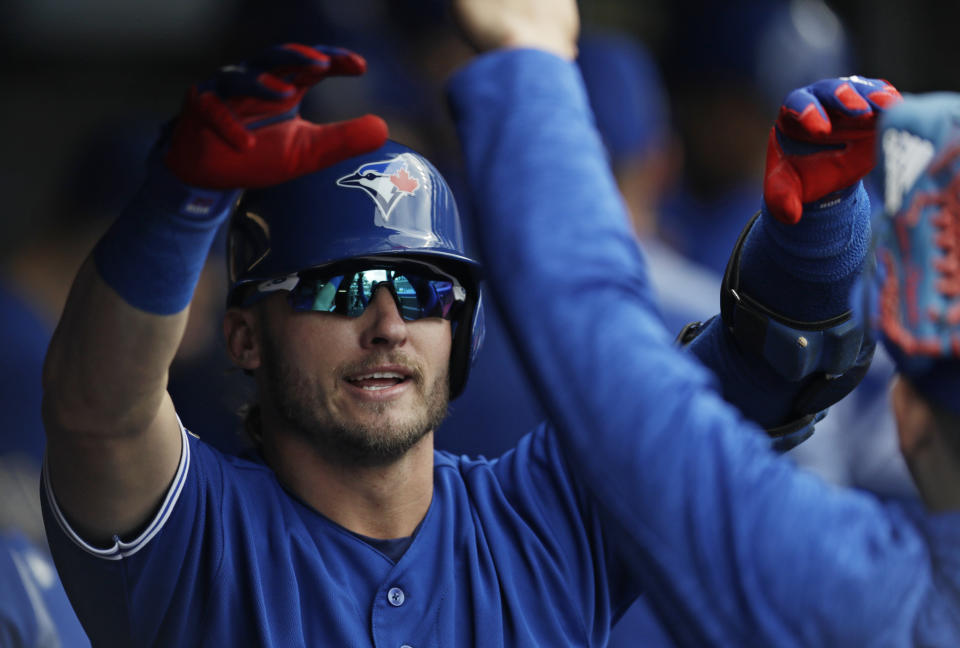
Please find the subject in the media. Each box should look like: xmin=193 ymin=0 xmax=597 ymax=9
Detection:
xmin=264 ymin=427 xmax=435 ymax=539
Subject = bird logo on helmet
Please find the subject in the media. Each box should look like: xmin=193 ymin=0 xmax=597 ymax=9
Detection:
xmin=226 ymin=140 xmax=484 ymax=397
xmin=336 ymin=156 xmax=423 ymax=223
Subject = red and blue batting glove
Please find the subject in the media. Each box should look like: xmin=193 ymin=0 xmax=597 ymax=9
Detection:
xmin=865 ymin=93 xmax=960 ymax=413
xmin=95 ymin=44 xmax=388 ymax=315
xmin=764 ymin=76 xmax=902 ymax=225
xmin=164 ymin=43 xmax=388 ymax=189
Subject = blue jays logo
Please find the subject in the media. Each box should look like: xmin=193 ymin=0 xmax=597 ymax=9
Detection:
xmin=336 ymin=155 xmax=422 ymax=221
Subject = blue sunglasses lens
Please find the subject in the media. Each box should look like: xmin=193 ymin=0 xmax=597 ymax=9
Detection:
xmin=288 ymin=266 xmax=464 ymax=321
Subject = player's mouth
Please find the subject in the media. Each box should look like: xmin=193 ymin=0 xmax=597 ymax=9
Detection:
xmin=346 ymin=371 xmax=409 ymax=391
xmin=342 ymin=365 xmax=416 ymax=400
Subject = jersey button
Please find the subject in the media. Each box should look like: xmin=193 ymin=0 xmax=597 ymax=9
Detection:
xmin=387 ymin=587 xmax=406 ymax=607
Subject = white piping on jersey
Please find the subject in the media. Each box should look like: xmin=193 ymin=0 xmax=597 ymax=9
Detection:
xmin=42 ymin=419 xmax=191 ymax=561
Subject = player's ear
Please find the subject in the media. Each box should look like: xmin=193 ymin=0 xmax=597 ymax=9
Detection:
xmin=224 ymin=307 xmax=262 ymax=370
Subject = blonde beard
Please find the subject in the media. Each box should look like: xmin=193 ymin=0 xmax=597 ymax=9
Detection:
xmin=260 ymin=336 xmax=450 ymax=467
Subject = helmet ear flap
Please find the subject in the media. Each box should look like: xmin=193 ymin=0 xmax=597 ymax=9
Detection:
xmin=227 ymin=207 xmax=271 ymax=303
xmin=449 ymin=286 xmax=484 ymax=398
xmin=468 ymin=289 xmax=485 ymax=368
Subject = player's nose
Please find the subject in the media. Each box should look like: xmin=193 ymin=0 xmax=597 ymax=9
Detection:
xmin=359 ymin=285 xmax=408 ymax=349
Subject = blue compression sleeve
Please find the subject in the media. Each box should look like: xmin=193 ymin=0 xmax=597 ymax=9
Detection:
xmin=93 ymin=161 xmax=238 ymax=315
xmin=686 ymin=186 xmax=870 ymax=427
xmin=746 ymin=186 xmax=869 ymax=319
xmin=449 ymin=49 xmax=960 ymax=646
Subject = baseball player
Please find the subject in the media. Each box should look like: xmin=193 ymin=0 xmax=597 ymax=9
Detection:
xmin=40 ymin=2 xmax=958 ymax=648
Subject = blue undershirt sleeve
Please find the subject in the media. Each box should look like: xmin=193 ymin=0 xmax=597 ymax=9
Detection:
xmin=447 ymin=49 xmax=960 ymax=646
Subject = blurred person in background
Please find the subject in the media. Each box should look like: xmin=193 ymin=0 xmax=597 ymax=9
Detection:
xmin=0 ymin=116 xmax=234 ymax=646
xmin=0 ymin=122 xmax=147 ymax=647
xmin=660 ymin=0 xmax=854 ymax=274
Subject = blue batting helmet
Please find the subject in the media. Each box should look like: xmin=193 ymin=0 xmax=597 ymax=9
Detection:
xmin=227 ymin=140 xmax=484 ymax=397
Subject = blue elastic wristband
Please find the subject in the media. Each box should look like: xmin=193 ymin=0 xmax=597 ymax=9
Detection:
xmin=744 ymin=182 xmax=870 ymax=320
xmin=93 ymin=163 xmax=240 ymax=315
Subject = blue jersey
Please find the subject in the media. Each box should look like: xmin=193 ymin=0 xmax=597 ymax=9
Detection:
xmin=43 ymin=423 xmax=644 ymax=646
xmin=448 ymin=48 xmax=960 ymax=645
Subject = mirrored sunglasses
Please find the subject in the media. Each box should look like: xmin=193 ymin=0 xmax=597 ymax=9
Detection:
xmin=245 ymin=260 xmax=467 ymax=322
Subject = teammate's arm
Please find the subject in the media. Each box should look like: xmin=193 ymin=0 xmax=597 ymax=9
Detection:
xmin=681 ymin=76 xmax=900 ymax=450
xmin=451 ymin=0 xmax=578 ymax=60
xmin=448 ymin=0 xmax=960 ymax=643
xmin=42 ymin=45 xmax=387 ymax=544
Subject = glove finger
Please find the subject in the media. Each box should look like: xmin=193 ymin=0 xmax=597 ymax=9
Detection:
xmin=246 ymin=43 xmax=332 ymax=74
xmin=270 ymin=46 xmax=367 ymax=90
xmin=192 ymin=89 xmax=254 ymax=151
xmin=866 ymin=82 xmax=902 ymax=109
xmin=782 ymin=80 xmax=892 ymax=142
xmin=813 ymin=78 xmax=903 ymax=136
xmin=203 ymin=44 xmax=329 ymax=99
xmin=311 ymin=45 xmax=367 ymax=76
xmin=211 ymin=44 xmax=364 ymax=101
xmin=291 ymin=114 xmax=389 ymax=175
xmin=763 ymin=127 xmax=804 ymax=225
xmin=215 ymin=73 xmax=302 ymax=124
xmin=210 ymin=66 xmax=294 ymax=101
xmin=228 ymin=43 xmax=334 ymax=93
xmin=810 ymin=78 xmax=873 ymax=117
xmin=780 ymin=79 xmax=876 ymax=143
xmin=836 ymin=76 xmax=903 ymax=110
xmin=778 ymin=87 xmax=832 ymax=138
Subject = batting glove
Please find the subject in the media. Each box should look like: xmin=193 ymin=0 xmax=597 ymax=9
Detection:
xmin=764 ymin=76 xmax=902 ymax=225
xmin=164 ymin=43 xmax=388 ymax=189
xmin=866 ymin=93 xmax=960 ymax=413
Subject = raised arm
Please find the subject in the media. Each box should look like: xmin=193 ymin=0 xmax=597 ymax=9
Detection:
xmin=42 ymin=45 xmax=386 ymax=543
xmin=680 ymin=76 xmax=900 ymax=450
xmin=448 ymin=1 xmax=959 ymax=644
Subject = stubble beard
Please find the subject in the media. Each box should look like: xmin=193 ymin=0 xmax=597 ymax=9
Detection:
xmin=260 ymin=337 xmax=450 ymax=468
